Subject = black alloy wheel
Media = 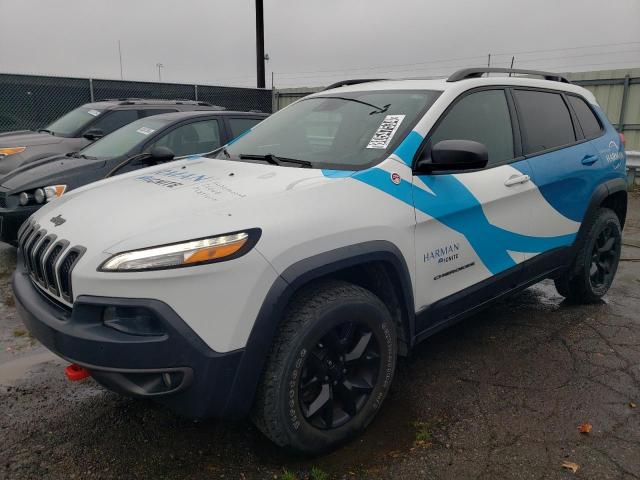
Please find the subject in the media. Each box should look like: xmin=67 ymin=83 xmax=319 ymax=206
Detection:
xmin=589 ymin=224 xmax=619 ymax=289
xmin=298 ymin=321 xmax=380 ymax=430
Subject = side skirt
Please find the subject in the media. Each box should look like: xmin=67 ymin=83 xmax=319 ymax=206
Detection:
xmin=412 ymin=247 xmax=571 ymax=346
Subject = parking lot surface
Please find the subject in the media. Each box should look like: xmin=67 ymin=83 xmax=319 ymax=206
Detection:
xmin=1 ymin=191 xmax=639 ymax=480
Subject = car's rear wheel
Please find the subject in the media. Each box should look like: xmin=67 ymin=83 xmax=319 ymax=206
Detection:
xmin=252 ymin=280 xmax=396 ymax=454
xmin=554 ymin=208 xmax=621 ymax=303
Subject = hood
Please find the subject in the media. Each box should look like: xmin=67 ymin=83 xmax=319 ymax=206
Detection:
xmin=0 ymin=130 xmax=65 ymax=147
xmin=0 ymin=154 xmax=107 ymax=193
xmin=30 ymin=157 xmax=352 ymax=253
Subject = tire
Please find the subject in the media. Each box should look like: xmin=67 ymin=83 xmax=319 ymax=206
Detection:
xmin=554 ymin=208 xmax=622 ymax=303
xmin=252 ymin=279 xmax=397 ymax=454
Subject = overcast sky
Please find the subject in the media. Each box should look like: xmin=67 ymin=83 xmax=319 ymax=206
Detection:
xmin=1 ymin=0 xmax=639 ymax=89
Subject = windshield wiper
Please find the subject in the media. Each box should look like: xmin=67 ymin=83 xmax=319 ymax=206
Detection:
xmin=67 ymin=152 xmax=95 ymax=160
xmin=239 ymin=153 xmax=312 ymax=168
xmin=37 ymin=129 xmax=55 ymax=135
xmin=321 ymin=96 xmax=390 ymax=115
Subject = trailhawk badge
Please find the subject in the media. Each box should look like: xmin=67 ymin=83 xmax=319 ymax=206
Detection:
xmin=50 ymin=214 xmax=66 ymax=227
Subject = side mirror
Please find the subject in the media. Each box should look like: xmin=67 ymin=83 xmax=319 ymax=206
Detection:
xmin=416 ymin=139 xmax=488 ymax=172
xmin=83 ymin=128 xmax=105 ymax=141
xmin=149 ymin=146 xmax=175 ymax=163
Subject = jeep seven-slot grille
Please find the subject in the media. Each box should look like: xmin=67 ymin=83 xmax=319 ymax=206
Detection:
xmin=18 ymin=221 xmax=85 ymax=304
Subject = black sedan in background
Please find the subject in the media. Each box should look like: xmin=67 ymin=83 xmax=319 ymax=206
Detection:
xmin=0 ymin=110 xmax=267 ymax=244
xmin=0 ymin=99 xmax=223 ymax=175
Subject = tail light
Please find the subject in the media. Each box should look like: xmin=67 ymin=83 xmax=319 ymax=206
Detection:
xmin=619 ymin=132 xmax=625 ymax=148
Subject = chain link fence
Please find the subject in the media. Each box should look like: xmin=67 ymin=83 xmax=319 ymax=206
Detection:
xmin=0 ymin=73 xmax=272 ymax=132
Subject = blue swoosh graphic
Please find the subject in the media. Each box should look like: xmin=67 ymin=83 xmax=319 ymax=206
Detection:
xmin=329 ymin=130 xmax=577 ymax=275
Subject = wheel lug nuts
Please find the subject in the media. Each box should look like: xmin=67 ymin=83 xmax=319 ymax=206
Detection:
xmin=324 ymin=376 xmax=329 ymax=381
xmin=333 ymin=381 xmax=337 ymax=385
xmin=342 ymin=368 xmax=347 ymax=374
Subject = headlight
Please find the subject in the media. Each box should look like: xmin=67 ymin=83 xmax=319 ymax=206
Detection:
xmin=44 ymin=185 xmax=67 ymax=202
xmin=18 ymin=192 xmax=31 ymax=206
xmin=34 ymin=188 xmax=45 ymax=204
xmin=0 ymin=147 xmax=26 ymax=158
xmin=99 ymin=230 xmax=260 ymax=272
xmin=17 ymin=185 xmax=66 ymax=206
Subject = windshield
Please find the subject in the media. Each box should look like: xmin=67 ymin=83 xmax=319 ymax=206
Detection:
xmin=45 ymin=106 xmax=104 ymax=136
xmin=80 ymin=117 xmax=171 ymax=159
xmin=213 ymin=90 xmax=440 ymax=170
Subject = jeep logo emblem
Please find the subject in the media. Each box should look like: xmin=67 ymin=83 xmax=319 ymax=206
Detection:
xmin=50 ymin=214 xmax=66 ymax=227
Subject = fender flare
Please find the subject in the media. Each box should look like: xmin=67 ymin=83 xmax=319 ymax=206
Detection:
xmin=574 ymin=177 xmax=627 ymax=249
xmin=222 ymin=240 xmax=415 ymax=418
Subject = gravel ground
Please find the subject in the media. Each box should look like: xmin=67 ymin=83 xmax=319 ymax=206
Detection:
xmin=1 ymin=191 xmax=639 ymax=480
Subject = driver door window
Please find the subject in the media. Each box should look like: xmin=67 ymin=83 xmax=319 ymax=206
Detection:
xmin=90 ymin=110 xmax=139 ymax=136
xmin=152 ymin=119 xmax=221 ymax=157
xmin=430 ymin=89 xmax=514 ymax=166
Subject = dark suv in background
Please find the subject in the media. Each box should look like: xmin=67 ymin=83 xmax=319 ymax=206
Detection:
xmin=0 ymin=110 xmax=267 ymax=244
xmin=0 ymin=99 xmax=223 ymax=174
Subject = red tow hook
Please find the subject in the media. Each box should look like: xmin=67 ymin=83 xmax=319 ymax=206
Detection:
xmin=65 ymin=364 xmax=91 ymax=381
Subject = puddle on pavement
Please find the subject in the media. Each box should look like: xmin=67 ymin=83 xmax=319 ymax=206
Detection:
xmin=0 ymin=350 xmax=60 ymax=385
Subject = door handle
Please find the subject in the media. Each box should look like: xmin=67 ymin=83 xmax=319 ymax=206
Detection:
xmin=504 ymin=174 xmax=530 ymax=187
xmin=581 ymin=154 xmax=599 ymax=166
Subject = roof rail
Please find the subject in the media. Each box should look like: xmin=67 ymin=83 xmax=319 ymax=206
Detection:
xmin=447 ymin=68 xmax=570 ymax=84
xmin=323 ymin=79 xmax=386 ymax=91
xmin=98 ymin=98 xmax=215 ymax=106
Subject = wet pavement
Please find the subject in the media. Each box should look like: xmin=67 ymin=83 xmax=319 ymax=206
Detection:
xmin=1 ymin=191 xmax=639 ymax=480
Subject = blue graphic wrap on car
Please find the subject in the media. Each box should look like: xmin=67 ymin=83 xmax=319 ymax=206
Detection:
xmin=325 ymin=129 xmax=578 ymax=275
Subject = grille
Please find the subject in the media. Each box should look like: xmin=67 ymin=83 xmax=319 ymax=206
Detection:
xmin=44 ymin=244 xmax=64 ymax=295
xmin=18 ymin=220 xmax=85 ymax=304
xmin=58 ymin=250 xmax=80 ymax=299
xmin=0 ymin=193 xmax=7 ymax=208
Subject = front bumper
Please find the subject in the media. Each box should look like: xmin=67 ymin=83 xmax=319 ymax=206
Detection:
xmin=12 ymin=261 xmax=249 ymax=419
xmin=0 ymin=205 xmax=39 ymax=245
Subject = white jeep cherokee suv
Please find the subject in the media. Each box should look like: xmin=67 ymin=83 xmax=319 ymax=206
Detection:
xmin=14 ymin=68 xmax=627 ymax=453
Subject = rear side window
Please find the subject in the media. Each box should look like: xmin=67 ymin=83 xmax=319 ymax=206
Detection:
xmin=430 ymin=89 xmax=514 ymax=165
xmin=513 ymin=90 xmax=576 ymax=155
xmin=567 ymin=96 xmax=602 ymax=139
xmin=228 ymin=117 xmax=264 ymax=139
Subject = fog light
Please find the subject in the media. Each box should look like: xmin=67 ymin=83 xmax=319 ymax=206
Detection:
xmin=34 ymin=188 xmax=45 ymax=204
xmin=103 ymin=306 xmax=165 ymax=336
xmin=19 ymin=192 xmax=30 ymax=206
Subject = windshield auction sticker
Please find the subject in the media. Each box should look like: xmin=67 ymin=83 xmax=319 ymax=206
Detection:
xmin=366 ymin=114 xmax=405 ymax=149
xmin=87 ymin=109 xmax=101 ymax=117
xmin=136 ymin=126 xmax=155 ymax=135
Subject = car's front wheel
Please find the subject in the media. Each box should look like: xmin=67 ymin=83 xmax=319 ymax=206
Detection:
xmin=252 ymin=280 xmax=396 ymax=454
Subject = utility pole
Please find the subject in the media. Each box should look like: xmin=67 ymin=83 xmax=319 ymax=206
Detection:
xmin=487 ymin=53 xmax=491 ymax=68
xmin=156 ymin=62 xmax=164 ymax=82
xmin=118 ymin=40 xmax=124 ymax=80
xmin=255 ymin=0 xmax=266 ymax=88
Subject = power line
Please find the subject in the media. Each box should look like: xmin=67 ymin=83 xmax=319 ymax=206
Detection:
xmin=273 ymin=41 xmax=640 ymax=77
xmin=272 ymin=59 xmax=640 ymax=87
xmin=272 ymin=49 xmax=640 ymax=81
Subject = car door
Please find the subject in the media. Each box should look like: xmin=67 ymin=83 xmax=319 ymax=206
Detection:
xmin=412 ymin=88 xmax=539 ymax=331
xmin=510 ymin=89 xmax=590 ymax=277
xmin=147 ymin=118 xmax=222 ymax=158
